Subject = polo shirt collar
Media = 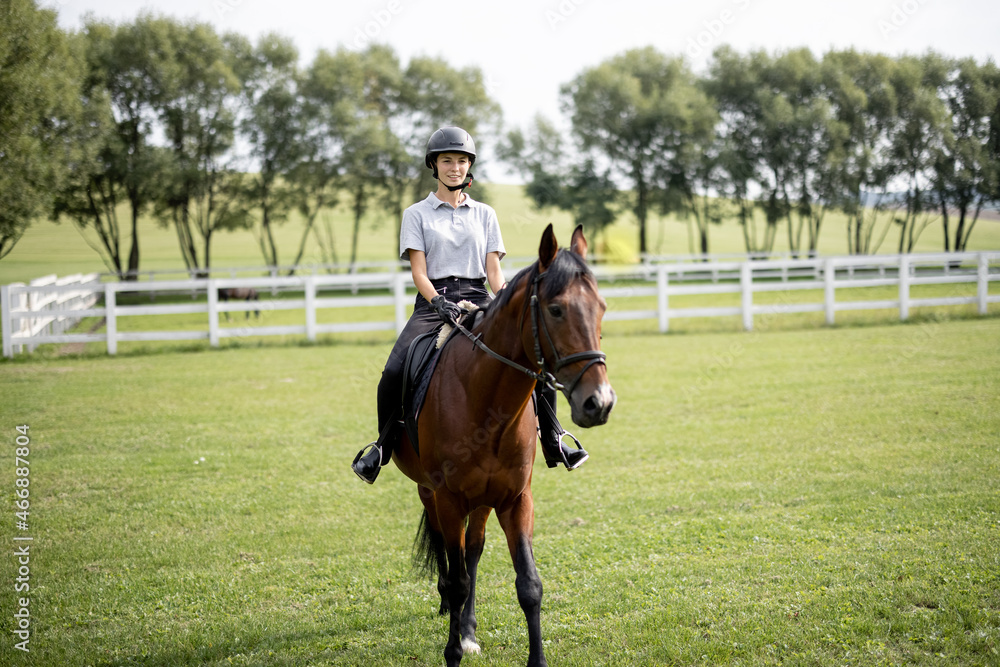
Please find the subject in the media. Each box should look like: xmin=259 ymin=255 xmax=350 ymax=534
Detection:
xmin=426 ymin=192 xmax=474 ymax=209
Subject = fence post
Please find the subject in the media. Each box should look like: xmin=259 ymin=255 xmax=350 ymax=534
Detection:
xmin=1 ymin=284 xmax=12 ymax=358
xmin=741 ymin=262 xmax=753 ymax=331
xmin=394 ymin=273 xmax=408 ymax=335
xmin=978 ymin=253 xmax=989 ymax=315
xmin=898 ymin=255 xmax=911 ymax=321
xmin=305 ymin=276 xmax=317 ymax=342
xmin=824 ymin=258 xmax=836 ymax=326
xmin=208 ymin=281 xmax=220 ymax=347
xmin=657 ymin=265 xmax=669 ymax=333
xmin=105 ymin=284 xmax=117 ymax=355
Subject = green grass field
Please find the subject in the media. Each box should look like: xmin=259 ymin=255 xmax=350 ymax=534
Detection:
xmin=1 ymin=317 xmax=998 ymax=666
xmin=2 ymin=183 xmax=999 ymax=665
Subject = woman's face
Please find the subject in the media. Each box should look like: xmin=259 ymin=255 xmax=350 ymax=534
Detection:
xmin=435 ymin=152 xmax=471 ymax=188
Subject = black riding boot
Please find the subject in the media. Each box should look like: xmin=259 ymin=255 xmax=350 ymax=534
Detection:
xmin=352 ymin=369 xmax=403 ymax=484
xmin=536 ymin=384 xmax=589 ymax=470
xmin=352 ymin=419 xmax=397 ymax=484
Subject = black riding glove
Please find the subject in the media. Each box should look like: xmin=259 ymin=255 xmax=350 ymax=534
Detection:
xmin=431 ymin=295 xmax=462 ymax=324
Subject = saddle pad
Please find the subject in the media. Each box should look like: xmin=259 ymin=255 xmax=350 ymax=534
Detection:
xmin=401 ymin=307 xmax=482 ymax=454
xmin=401 ymin=326 xmax=455 ymax=454
xmin=403 ymin=328 xmax=445 ymax=424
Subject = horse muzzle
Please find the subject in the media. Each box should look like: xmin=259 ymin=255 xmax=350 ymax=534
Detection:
xmin=569 ymin=381 xmax=616 ymax=428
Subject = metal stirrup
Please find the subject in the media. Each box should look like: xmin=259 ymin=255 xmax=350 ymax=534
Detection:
xmin=353 ymin=441 xmax=382 ymax=468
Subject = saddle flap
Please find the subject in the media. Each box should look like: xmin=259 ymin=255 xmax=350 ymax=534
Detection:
xmin=400 ymin=306 xmax=483 ymax=454
xmin=402 ymin=327 xmax=444 ymax=421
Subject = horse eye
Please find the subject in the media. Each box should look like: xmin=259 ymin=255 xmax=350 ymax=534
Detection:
xmin=548 ymin=304 xmax=563 ymax=318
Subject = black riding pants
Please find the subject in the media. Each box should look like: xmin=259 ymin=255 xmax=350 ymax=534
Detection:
xmin=376 ymin=277 xmax=491 ymax=441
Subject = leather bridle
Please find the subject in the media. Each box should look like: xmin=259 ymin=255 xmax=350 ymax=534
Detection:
xmin=451 ymin=268 xmax=606 ymax=398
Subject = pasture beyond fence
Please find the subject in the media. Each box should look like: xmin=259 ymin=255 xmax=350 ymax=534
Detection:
xmin=2 ymin=252 xmax=999 ymax=358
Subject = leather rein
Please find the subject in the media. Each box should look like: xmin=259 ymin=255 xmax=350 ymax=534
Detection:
xmin=450 ymin=269 xmax=606 ymax=398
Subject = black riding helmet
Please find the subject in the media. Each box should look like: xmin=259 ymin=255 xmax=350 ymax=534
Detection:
xmin=425 ymin=126 xmax=476 ymax=191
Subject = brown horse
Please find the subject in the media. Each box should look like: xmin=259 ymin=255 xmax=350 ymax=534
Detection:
xmin=392 ymin=224 xmax=616 ymax=667
xmin=218 ymin=287 xmax=260 ymax=321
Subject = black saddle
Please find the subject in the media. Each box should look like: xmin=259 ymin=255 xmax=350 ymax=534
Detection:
xmin=400 ymin=309 xmax=485 ymax=455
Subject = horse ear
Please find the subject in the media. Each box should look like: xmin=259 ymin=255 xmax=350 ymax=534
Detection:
xmin=538 ymin=223 xmax=558 ymax=271
xmin=570 ymin=224 xmax=588 ymax=260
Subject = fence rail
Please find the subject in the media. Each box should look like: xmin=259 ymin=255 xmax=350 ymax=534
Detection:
xmin=2 ymin=252 xmax=998 ymax=357
xmin=0 ymin=273 xmax=101 ymax=355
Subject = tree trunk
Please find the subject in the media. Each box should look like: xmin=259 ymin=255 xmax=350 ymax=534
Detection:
xmin=289 ymin=208 xmax=319 ymax=276
xmin=636 ymin=168 xmax=648 ymax=256
xmin=954 ymin=203 xmax=968 ymax=253
xmin=202 ymin=228 xmax=212 ymax=279
xmin=940 ymin=198 xmax=950 ymax=252
xmin=263 ymin=209 xmax=278 ymax=267
xmin=127 ymin=203 xmax=140 ymax=281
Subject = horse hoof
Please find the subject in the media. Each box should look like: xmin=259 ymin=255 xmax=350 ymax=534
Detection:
xmin=461 ymin=638 xmax=481 ymax=654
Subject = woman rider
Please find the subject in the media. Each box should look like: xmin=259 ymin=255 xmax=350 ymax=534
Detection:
xmin=351 ymin=126 xmax=588 ymax=484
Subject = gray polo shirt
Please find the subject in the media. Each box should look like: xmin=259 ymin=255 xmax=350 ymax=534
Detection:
xmin=399 ymin=192 xmax=506 ymax=280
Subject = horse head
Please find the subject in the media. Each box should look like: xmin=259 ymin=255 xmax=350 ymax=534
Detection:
xmin=530 ymin=224 xmax=616 ymax=428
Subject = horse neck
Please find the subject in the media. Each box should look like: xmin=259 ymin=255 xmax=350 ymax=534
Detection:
xmin=464 ymin=281 xmax=536 ymax=390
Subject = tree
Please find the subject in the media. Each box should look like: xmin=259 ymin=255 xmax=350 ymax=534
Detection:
xmin=501 ymin=116 xmax=619 ymax=245
xmin=83 ymin=13 xmax=178 ymax=277
xmin=0 ymin=0 xmax=81 ymax=259
xmin=705 ymin=47 xmax=776 ymax=254
xmin=51 ymin=30 xmax=128 ymax=276
xmin=663 ymin=131 xmax=725 ymax=256
xmin=820 ymin=50 xmax=901 ymax=255
xmin=933 ymin=57 xmax=1000 ymax=251
xmin=706 ymin=48 xmax=836 ymax=257
xmin=299 ymin=45 xmax=410 ymax=270
xmin=155 ymin=21 xmax=250 ymax=276
xmin=54 ymin=15 xmax=186 ymax=277
xmin=293 ymin=49 xmax=354 ymax=272
xmin=233 ymin=33 xmax=304 ymax=268
xmin=763 ymin=49 xmax=835 ymax=257
xmin=562 ymin=48 xmax=709 ymax=256
xmin=888 ymin=54 xmax=950 ymax=253
xmin=340 ymin=117 xmax=408 ymax=271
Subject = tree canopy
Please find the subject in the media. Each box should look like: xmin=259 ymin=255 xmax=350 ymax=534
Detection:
xmin=3 ymin=4 xmax=998 ymax=268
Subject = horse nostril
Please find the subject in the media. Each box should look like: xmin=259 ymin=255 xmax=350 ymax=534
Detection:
xmin=583 ymin=395 xmax=602 ymax=416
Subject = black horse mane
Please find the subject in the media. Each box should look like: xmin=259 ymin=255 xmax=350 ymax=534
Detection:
xmin=481 ymin=248 xmax=594 ymax=326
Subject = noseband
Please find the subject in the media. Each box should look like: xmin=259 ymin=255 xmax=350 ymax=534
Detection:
xmin=451 ymin=268 xmax=606 ymax=398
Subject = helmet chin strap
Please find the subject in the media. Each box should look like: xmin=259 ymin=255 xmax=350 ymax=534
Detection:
xmin=445 ymin=172 xmax=474 ymax=192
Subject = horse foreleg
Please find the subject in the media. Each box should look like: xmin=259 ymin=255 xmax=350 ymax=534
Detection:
xmin=460 ymin=506 xmax=492 ymax=655
xmin=436 ymin=495 xmax=471 ymax=667
xmin=498 ymin=491 xmax=547 ymax=667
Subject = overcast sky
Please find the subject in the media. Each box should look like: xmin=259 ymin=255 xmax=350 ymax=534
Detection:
xmin=49 ymin=0 xmax=999 ymax=178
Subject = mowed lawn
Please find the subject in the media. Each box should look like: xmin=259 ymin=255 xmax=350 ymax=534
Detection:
xmin=1 ymin=318 xmax=998 ymax=666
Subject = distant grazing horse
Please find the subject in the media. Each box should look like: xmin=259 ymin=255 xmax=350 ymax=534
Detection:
xmin=218 ymin=287 xmax=260 ymax=321
xmin=392 ymin=224 xmax=616 ymax=666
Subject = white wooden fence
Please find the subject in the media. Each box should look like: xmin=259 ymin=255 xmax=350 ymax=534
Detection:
xmin=0 ymin=273 xmax=101 ymax=355
xmin=605 ymin=252 xmax=999 ymax=332
xmin=2 ymin=252 xmax=998 ymax=357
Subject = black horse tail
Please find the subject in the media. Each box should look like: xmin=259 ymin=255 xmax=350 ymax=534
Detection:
xmin=412 ymin=508 xmax=446 ymax=579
